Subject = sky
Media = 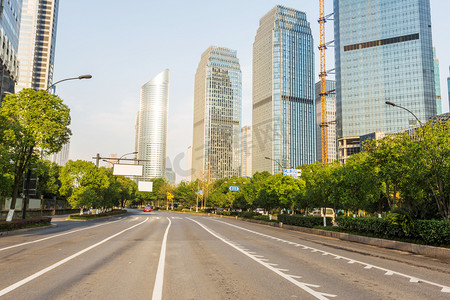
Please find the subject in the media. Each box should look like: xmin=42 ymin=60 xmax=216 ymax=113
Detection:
xmin=53 ymin=0 xmax=450 ymax=182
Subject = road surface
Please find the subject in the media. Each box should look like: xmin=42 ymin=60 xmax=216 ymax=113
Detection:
xmin=0 ymin=210 xmax=448 ymax=299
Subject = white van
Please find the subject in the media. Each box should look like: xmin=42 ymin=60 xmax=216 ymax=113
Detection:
xmin=309 ymin=208 xmax=335 ymax=219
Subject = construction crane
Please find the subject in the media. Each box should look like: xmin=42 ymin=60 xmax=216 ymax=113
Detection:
xmin=319 ymin=0 xmax=328 ymax=166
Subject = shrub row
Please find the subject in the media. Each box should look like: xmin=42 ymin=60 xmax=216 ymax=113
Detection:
xmin=215 ymin=211 xmax=260 ymax=218
xmin=278 ymin=214 xmax=333 ymax=228
xmin=0 ymin=217 xmax=52 ymax=231
xmin=68 ymin=209 xmax=127 ymax=220
xmin=336 ymin=217 xmax=450 ymax=246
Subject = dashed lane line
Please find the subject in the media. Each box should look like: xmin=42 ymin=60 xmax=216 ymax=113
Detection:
xmin=213 ymin=219 xmax=450 ymax=293
xmin=188 ymin=218 xmax=336 ymax=300
xmin=151 ymin=217 xmax=172 ymax=300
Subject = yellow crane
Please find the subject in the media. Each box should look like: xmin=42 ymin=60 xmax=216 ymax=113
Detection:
xmin=319 ymin=0 xmax=328 ymax=165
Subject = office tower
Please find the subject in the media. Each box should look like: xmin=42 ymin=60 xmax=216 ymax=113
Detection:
xmin=241 ymin=126 xmax=252 ymax=177
xmin=16 ymin=0 xmax=59 ymax=91
xmin=433 ymin=48 xmax=441 ymax=115
xmin=136 ymin=70 xmax=169 ymax=180
xmin=315 ymin=80 xmax=336 ymax=163
xmin=186 ymin=146 xmax=192 ymax=182
xmin=43 ymin=142 xmax=70 ymax=166
xmin=0 ymin=0 xmax=21 ymax=104
xmin=252 ymin=5 xmax=315 ymax=174
xmin=192 ymin=46 xmax=242 ymax=181
xmin=165 ymin=168 xmax=176 ymax=185
xmin=447 ymin=67 xmax=450 ymax=111
xmin=334 ymin=0 xmax=436 ymax=139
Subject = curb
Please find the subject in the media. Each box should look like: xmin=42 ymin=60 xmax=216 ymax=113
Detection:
xmin=0 ymin=223 xmax=57 ymax=236
xmin=173 ymin=210 xmax=450 ymax=260
xmin=65 ymin=212 xmax=128 ymax=222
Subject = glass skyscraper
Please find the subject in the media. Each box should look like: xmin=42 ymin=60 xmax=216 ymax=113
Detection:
xmin=192 ymin=46 xmax=241 ymax=181
xmin=252 ymin=6 xmax=315 ymax=174
xmin=241 ymin=126 xmax=252 ymax=177
xmin=136 ymin=70 xmax=169 ymax=180
xmin=0 ymin=0 xmax=21 ymax=104
xmin=334 ymin=0 xmax=436 ymax=138
xmin=16 ymin=0 xmax=59 ymax=92
xmin=433 ymin=48 xmax=441 ymax=115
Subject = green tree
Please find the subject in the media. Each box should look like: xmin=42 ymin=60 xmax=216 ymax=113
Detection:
xmin=35 ymin=159 xmax=62 ymax=199
xmin=0 ymin=89 xmax=71 ymax=216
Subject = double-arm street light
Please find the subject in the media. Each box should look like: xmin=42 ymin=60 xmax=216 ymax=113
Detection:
xmin=46 ymin=74 xmax=92 ymax=92
xmin=385 ymin=101 xmax=424 ymax=128
xmin=118 ymin=151 xmax=138 ymax=163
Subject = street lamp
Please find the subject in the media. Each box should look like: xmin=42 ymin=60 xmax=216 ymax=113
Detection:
xmin=264 ymin=156 xmax=283 ymax=171
xmin=385 ymin=101 xmax=424 ymax=128
xmin=118 ymin=151 xmax=138 ymax=163
xmin=46 ymin=74 xmax=92 ymax=91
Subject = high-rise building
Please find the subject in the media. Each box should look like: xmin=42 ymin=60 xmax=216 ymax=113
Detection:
xmin=16 ymin=0 xmax=59 ymax=91
xmin=447 ymin=67 xmax=450 ymax=111
xmin=0 ymin=0 xmax=21 ymax=104
xmin=334 ymin=0 xmax=436 ymax=138
xmin=241 ymin=126 xmax=252 ymax=177
xmin=192 ymin=46 xmax=242 ymax=181
xmin=186 ymin=146 xmax=192 ymax=182
xmin=315 ymin=80 xmax=337 ymax=164
xmin=252 ymin=6 xmax=315 ymax=174
xmin=136 ymin=70 xmax=169 ymax=180
xmin=433 ymin=48 xmax=441 ymax=115
xmin=43 ymin=142 xmax=69 ymax=166
xmin=165 ymin=168 xmax=176 ymax=185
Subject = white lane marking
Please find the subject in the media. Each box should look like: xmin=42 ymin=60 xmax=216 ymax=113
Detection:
xmin=188 ymin=218 xmax=336 ymax=300
xmin=0 ymin=218 xmax=148 ymax=297
xmin=152 ymin=217 xmax=172 ymax=300
xmin=213 ymin=219 xmax=450 ymax=293
xmin=0 ymin=218 xmax=124 ymax=252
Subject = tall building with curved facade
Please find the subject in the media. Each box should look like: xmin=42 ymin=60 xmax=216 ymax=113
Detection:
xmin=135 ymin=69 xmax=169 ymax=180
xmin=252 ymin=6 xmax=316 ymax=174
xmin=192 ymin=46 xmax=242 ymax=181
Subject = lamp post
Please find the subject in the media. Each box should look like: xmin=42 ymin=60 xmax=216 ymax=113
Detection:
xmin=46 ymin=74 xmax=92 ymax=92
xmin=117 ymin=151 xmax=138 ymax=163
xmin=385 ymin=101 xmax=424 ymax=128
xmin=264 ymin=156 xmax=284 ymax=172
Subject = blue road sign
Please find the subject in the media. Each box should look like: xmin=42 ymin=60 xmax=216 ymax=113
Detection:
xmin=229 ymin=186 xmax=239 ymax=192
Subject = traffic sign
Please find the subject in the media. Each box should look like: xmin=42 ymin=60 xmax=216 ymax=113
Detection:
xmin=283 ymin=169 xmax=302 ymax=179
xmin=229 ymin=186 xmax=239 ymax=191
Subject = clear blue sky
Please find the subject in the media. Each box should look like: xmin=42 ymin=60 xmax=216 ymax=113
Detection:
xmin=53 ymin=0 xmax=450 ymax=182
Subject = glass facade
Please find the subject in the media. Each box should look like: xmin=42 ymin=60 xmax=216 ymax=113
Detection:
xmin=241 ymin=125 xmax=252 ymax=177
xmin=334 ymin=0 xmax=436 ymax=137
xmin=192 ymin=46 xmax=241 ymax=181
xmin=315 ymin=80 xmax=337 ymax=163
xmin=253 ymin=5 xmax=315 ymax=174
xmin=0 ymin=0 xmax=21 ymax=104
xmin=433 ymin=48 xmax=441 ymax=115
xmin=448 ymin=67 xmax=450 ymax=111
xmin=16 ymin=0 xmax=59 ymax=92
xmin=136 ymin=70 xmax=169 ymax=180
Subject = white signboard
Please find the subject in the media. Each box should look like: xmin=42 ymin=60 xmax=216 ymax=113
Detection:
xmin=29 ymin=199 xmax=41 ymax=209
xmin=113 ymin=164 xmax=143 ymax=176
xmin=283 ymin=169 xmax=302 ymax=179
xmin=5 ymin=198 xmax=23 ymax=210
xmin=138 ymin=181 xmax=153 ymax=192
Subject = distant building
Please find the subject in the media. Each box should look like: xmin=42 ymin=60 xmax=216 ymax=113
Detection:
xmin=241 ymin=126 xmax=252 ymax=177
xmin=16 ymin=0 xmax=59 ymax=91
xmin=433 ymin=48 xmax=441 ymax=115
xmin=44 ymin=142 xmax=70 ymax=166
xmin=360 ymin=132 xmax=385 ymax=151
xmin=334 ymin=0 xmax=436 ymax=140
xmin=252 ymin=6 xmax=315 ymax=174
xmin=135 ymin=70 xmax=169 ymax=180
xmin=191 ymin=46 xmax=242 ymax=181
xmin=165 ymin=168 xmax=176 ymax=185
xmin=107 ymin=153 xmax=118 ymax=168
xmin=337 ymin=136 xmax=360 ymax=164
xmin=447 ymin=67 xmax=450 ymax=111
xmin=315 ymin=80 xmax=337 ymax=164
xmin=0 ymin=0 xmax=21 ymax=104
xmin=186 ymin=146 xmax=192 ymax=182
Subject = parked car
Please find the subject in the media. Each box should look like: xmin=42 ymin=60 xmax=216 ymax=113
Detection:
xmin=144 ymin=206 xmax=151 ymax=212
xmin=309 ymin=208 xmax=335 ymax=219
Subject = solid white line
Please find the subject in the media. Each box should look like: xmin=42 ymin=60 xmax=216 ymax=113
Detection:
xmin=152 ymin=217 xmax=172 ymax=300
xmin=0 ymin=218 xmax=124 ymax=252
xmin=188 ymin=218 xmax=335 ymax=300
xmin=0 ymin=217 xmax=148 ymax=297
xmin=213 ymin=219 xmax=450 ymax=293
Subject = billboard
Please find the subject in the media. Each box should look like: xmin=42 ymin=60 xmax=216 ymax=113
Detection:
xmin=113 ymin=164 xmax=143 ymax=176
xmin=138 ymin=181 xmax=153 ymax=192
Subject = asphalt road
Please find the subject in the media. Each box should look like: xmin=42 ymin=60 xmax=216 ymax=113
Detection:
xmin=0 ymin=210 xmax=448 ymax=300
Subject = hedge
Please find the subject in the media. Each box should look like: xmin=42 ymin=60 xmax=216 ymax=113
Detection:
xmin=68 ymin=209 xmax=127 ymax=220
xmin=278 ymin=214 xmax=333 ymax=228
xmin=0 ymin=217 xmax=52 ymax=231
xmin=336 ymin=217 xmax=450 ymax=247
